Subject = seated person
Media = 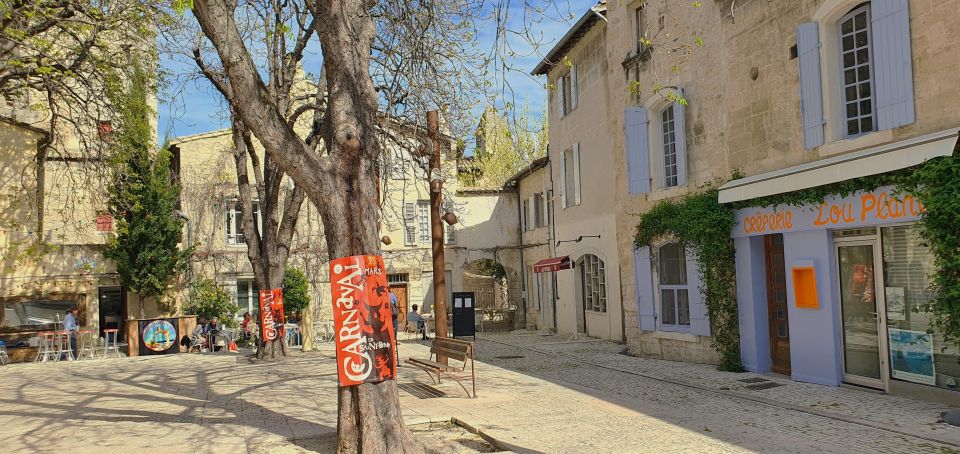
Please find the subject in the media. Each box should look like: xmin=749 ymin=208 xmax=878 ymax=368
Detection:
xmin=205 ymin=317 xmax=233 ymax=350
xmin=190 ymin=317 xmax=209 ymax=350
xmin=239 ymin=312 xmax=253 ymax=341
xmin=407 ymin=304 xmax=429 ymax=340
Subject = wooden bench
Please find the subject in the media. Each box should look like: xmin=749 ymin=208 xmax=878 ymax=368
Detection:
xmin=406 ymin=337 xmax=477 ymax=398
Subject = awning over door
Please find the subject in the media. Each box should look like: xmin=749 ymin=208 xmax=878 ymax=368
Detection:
xmin=533 ymin=256 xmax=573 ymax=273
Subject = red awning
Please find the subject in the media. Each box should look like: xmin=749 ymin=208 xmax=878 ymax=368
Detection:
xmin=533 ymin=256 xmax=573 ymax=273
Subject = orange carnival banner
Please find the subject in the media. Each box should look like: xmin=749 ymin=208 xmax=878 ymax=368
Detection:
xmin=259 ymin=289 xmax=285 ymax=342
xmin=329 ymin=255 xmax=397 ymax=386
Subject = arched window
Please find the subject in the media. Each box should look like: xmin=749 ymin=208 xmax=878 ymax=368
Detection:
xmin=579 ymin=254 xmax=607 ymax=313
xmin=658 ymin=243 xmax=690 ymax=327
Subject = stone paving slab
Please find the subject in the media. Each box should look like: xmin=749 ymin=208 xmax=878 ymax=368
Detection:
xmin=0 ymin=335 xmax=958 ymax=453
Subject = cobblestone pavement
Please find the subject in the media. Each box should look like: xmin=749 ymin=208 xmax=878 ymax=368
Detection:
xmin=0 ymin=334 xmax=958 ymax=453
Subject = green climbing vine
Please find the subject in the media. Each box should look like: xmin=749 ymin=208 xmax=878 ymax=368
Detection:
xmin=475 ymin=258 xmax=507 ymax=280
xmin=634 ymin=185 xmax=743 ymax=372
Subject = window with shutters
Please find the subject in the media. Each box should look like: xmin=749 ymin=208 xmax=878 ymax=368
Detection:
xmin=556 ymin=66 xmax=578 ymax=117
xmin=403 ymin=202 xmax=417 ymax=245
xmin=657 ymin=243 xmax=690 ymax=329
xmin=839 ymin=4 xmax=875 ymax=137
xmin=417 ymin=200 xmax=430 ymax=243
xmin=634 ymin=6 xmax=648 ymax=55
xmin=799 ymin=1 xmax=915 ymax=150
xmin=226 ymin=200 xmax=261 ymax=245
xmin=578 ymin=254 xmax=606 ymax=313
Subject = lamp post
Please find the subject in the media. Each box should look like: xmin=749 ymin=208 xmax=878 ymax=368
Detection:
xmin=427 ymin=110 xmax=449 ymax=345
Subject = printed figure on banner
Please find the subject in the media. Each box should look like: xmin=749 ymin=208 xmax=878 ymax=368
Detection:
xmin=330 ymin=255 xmax=397 ymax=386
xmin=259 ymin=289 xmax=286 ymax=342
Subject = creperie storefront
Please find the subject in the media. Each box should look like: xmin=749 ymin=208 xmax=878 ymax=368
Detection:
xmin=730 ymin=186 xmax=959 ymax=404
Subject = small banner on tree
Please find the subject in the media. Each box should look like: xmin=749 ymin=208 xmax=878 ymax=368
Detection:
xmin=259 ymin=289 xmax=286 ymax=342
xmin=329 ymin=254 xmax=397 ymax=386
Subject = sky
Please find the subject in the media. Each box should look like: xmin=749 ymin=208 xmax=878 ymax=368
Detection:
xmin=155 ymin=1 xmax=585 ymax=145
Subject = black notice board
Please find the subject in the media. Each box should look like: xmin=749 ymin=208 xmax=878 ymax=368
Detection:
xmin=138 ymin=318 xmax=179 ymax=356
xmin=452 ymin=292 xmax=476 ymax=338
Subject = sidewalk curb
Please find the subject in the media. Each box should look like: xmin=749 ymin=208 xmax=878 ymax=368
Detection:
xmin=480 ymin=336 xmax=960 ymax=449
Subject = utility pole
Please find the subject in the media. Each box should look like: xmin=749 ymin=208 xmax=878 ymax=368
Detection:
xmin=427 ymin=110 xmax=449 ymax=347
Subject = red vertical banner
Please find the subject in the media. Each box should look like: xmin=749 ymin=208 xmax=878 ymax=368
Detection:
xmin=259 ymin=289 xmax=285 ymax=342
xmin=329 ymin=255 xmax=397 ymax=386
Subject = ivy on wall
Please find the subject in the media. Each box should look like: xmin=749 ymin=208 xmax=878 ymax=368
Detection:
xmin=633 ymin=186 xmax=743 ymax=372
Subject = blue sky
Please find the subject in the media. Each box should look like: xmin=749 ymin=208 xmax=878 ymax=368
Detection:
xmin=156 ymin=1 xmax=583 ymax=143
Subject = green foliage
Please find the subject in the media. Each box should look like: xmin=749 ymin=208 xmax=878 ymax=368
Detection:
xmin=462 ymin=103 xmax=548 ymax=187
xmin=634 ymin=186 xmax=743 ymax=372
xmin=104 ymin=67 xmax=192 ymax=316
xmin=475 ymin=259 xmax=507 ymax=280
xmin=185 ymin=279 xmax=239 ymax=328
xmin=282 ymin=267 xmax=311 ymax=317
xmin=899 ymin=156 xmax=960 ymax=352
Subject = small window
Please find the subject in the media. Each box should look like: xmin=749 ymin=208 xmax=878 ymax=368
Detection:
xmin=838 ymin=4 xmax=875 ymax=137
xmin=445 ymin=223 xmax=456 ymax=244
xmin=226 ymin=200 xmax=261 ymax=245
xmin=658 ymin=243 xmax=690 ymax=328
xmin=579 ymin=254 xmax=606 ymax=313
xmin=661 ymin=106 xmax=679 ymax=188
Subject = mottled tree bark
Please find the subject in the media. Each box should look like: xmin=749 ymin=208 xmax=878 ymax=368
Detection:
xmin=191 ymin=0 xmax=421 ymax=451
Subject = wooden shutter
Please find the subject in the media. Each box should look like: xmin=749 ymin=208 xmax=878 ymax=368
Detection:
xmin=570 ymin=65 xmax=578 ymax=110
xmin=673 ymin=88 xmax=688 ymax=187
xmin=404 ymin=202 xmax=416 ymax=245
xmin=797 ymin=22 xmax=825 ymax=149
xmin=559 ymin=150 xmax=567 ymax=208
xmin=573 ymin=143 xmax=581 ymax=206
xmin=686 ymin=248 xmax=710 ymax=336
xmin=872 ymin=0 xmax=915 ymax=130
xmin=557 ymin=75 xmax=566 ymax=118
xmin=634 ymin=246 xmax=656 ymax=331
xmin=625 ymin=107 xmax=650 ymax=194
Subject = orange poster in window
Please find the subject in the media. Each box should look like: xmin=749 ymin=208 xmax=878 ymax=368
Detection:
xmin=330 ymin=255 xmax=397 ymax=386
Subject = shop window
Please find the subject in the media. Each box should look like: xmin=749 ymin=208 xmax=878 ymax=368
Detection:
xmin=1 ymin=299 xmax=76 ymax=328
xmin=579 ymin=254 xmax=606 ymax=313
xmin=658 ymin=242 xmax=690 ymax=328
xmin=881 ymin=225 xmax=960 ymax=390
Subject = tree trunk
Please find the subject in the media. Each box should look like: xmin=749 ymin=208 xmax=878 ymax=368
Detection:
xmin=191 ymin=0 xmax=421 ymax=450
xmin=301 ymin=298 xmax=315 ymax=351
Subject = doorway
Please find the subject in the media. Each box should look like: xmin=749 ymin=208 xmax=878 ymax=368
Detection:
xmin=98 ymin=286 xmax=126 ymax=341
xmin=836 ymin=236 xmax=889 ymax=390
xmin=764 ymin=234 xmax=791 ymax=375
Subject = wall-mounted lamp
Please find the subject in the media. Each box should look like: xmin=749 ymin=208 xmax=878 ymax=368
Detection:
xmin=556 ymin=235 xmax=601 ymax=248
xmin=381 ymin=235 xmax=392 ymax=245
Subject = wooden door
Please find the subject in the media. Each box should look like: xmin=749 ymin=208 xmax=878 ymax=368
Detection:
xmin=390 ymin=285 xmax=408 ymax=329
xmin=764 ymin=234 xmax=791 ymax=375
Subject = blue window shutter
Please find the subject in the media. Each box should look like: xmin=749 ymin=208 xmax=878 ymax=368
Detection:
xmin=685 ymin=248 xmax=710 ymax=336
xmin=872 ymin=0 xmax=915 ymax=130
xmin=673 ymin=88 xmax=688 ymax=186
xmin=634 ymin=246 xmax=656 ymax=331
xmin=797 ymin=22 xmax=825 ymax=149
xmin=570 ymin=65 xmax=579 ymax=110
xmin=624 ymin=107 xmax=650 ymax=194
